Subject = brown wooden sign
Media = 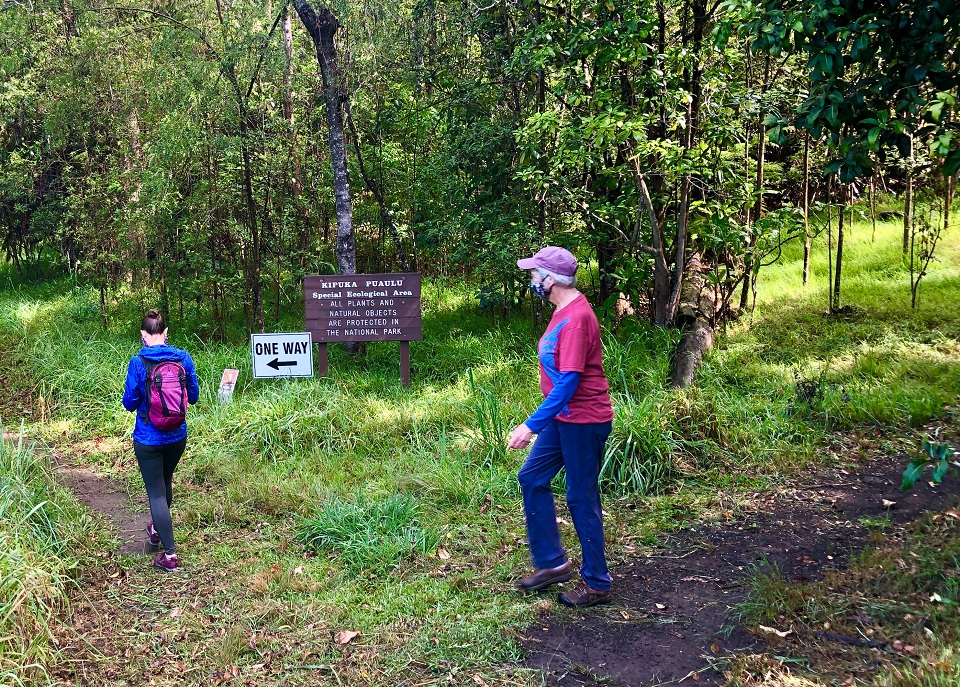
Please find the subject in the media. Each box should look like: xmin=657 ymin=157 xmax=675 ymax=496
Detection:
xmin=304 ymin=273 xmax=422 ymax=342
xmin=304 ymin=273 xmax=422 ymax=386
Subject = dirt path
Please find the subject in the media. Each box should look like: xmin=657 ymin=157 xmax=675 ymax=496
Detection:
xmin=56 ymin=460 xmax=154 ymax=555
xmin=522 ymin=438 xmax=960 ymax=686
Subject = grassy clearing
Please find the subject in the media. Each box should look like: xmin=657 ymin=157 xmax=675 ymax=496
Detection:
xmin=0 ymin=212 xmax=956 ymax=685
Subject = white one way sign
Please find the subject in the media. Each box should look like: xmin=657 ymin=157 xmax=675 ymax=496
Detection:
xmin=251 ymin=332 xmax=314 ymax=379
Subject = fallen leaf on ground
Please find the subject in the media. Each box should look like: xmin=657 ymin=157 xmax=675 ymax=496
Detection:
xmin=655 ymin=603 xmax=666 ymax=610
xmin=293 ymin=566 xmax=304 ymax=575
xmin=758 ymin=624 xmax=792 ymax=638
xmin=437 ymin=547 xmax=451 ymax=560
xmin=336 ymin=630 xmax=359 ymax=645
xmin=170 ymin=607 xmax=183 ymax=618
xmin=619 ymin=610 xmax=630 ymax=620
xmin=472 ymin=675 xmax=489 ymax=686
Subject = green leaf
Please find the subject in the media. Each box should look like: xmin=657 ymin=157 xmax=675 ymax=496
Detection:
xmin=944 ymin=151 xmax=960 ymax=177
xmin=930 ymin=100 xmax=945 ymax=122
xmin=932 ymin=458 xmax=950 ymax=484
xmin=901 ymin=458 xmax=927 ymax=491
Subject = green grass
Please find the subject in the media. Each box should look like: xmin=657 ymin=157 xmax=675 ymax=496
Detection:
xmin=0 ymin=427 xmax=105 ymax=686
xmin=0 ymin=208 xmax=956 ymax=685
xmin=297 ymin=492 xmax=441 ymax=574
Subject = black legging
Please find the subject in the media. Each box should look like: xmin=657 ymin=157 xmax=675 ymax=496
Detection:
xmin=133 ymin=438 xmax=186 ymax=555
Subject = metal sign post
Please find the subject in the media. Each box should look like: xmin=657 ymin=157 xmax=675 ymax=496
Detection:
xmin=250 ymin=332 xmax=315 ymax=379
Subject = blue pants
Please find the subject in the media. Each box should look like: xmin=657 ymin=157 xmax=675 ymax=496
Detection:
xmin=518 ymin=419 xmax=612 ymax=591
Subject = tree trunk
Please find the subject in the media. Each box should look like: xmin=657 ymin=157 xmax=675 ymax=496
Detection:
xmin=238 ymin=113 xmax=264 ymax=334
xmin=292 ymin=0 xmax=356 ymax=280
xmin=833 ymin=183 xmax=845 ymax=310
xmin=631 ymin=161 xmax=671 ymax=325
xmin=293 ymin=0 xmax=361 ymax=352
xmin=740 ymin=57 xmax=769 ymax=312
xmin=666 ymin=175 xmax=690 ymax=323
xmin=944 ymin=169 xmax=954 ymax=236
xmin=668 ymin=251 xmax=714 ymax=388
xmin=903 ymin=134 xmax=913 ymax=253
xmin=826 ymin=175 xmax=833 ymax=310
xmin=282 ymin=8 xmax=312 ymax=276
xmin=802 ymin=132 xmax=811 ymax=285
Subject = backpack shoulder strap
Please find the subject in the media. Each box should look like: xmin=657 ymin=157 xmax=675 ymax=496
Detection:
xmin=138 ymin=355 xmax=157 ymax=375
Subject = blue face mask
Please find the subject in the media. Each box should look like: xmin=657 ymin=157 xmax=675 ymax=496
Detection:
xmin=530 ymin=278 xmax=551 ymax=300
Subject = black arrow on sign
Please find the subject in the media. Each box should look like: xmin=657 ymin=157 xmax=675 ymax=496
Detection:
xmin=267 ymin=358 xmax=297 ymax=370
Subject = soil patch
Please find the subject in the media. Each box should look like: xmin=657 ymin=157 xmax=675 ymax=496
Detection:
xmin=56 ymin=460 xmax=154 ymax=556
xmin=522 ymin=442 xmax=960 ymax=686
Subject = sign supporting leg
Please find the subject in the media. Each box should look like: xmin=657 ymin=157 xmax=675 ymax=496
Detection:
xmin=317 ymin=343 xmax=328 ymax=377
xmin=400 ymin=341 xmax=411 ymax=387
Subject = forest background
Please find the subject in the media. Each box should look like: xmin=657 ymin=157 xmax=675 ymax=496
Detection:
xmin=1 ymin=0 xmax=960 ymax=686
xmin=2 ymin=0 xmax=956 ymax=341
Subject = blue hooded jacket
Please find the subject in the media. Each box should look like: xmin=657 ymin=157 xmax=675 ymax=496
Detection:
xmin=122 ymin=344 xmax=200 ymax=445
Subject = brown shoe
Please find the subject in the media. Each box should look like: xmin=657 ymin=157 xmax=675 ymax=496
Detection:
xmin=558 ymin=582 xmax=611 ymax=607
xmin=517 ymin=561 xmax=573 ymax=592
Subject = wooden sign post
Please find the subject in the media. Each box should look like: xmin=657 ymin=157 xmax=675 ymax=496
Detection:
xmin=304 ymin=273 xmax=422 ymax=386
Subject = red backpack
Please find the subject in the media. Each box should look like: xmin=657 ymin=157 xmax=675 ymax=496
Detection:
xmin=140 ymin=356 xmax=188 ymax=431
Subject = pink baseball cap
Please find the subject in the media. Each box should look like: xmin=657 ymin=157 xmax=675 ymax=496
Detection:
xmin=517 ymin=246 xmax=578 ymax=276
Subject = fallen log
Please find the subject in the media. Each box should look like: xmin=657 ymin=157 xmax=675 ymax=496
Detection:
xmin=668 ymin=252 xmax=715 ymax=388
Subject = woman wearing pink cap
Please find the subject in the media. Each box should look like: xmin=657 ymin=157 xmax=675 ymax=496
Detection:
xmin=508 ymin=246 xmax=614 ymax=607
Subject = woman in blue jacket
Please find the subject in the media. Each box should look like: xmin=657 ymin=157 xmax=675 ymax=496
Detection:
xmin=122 ymin=309 xmax=200 ymax=572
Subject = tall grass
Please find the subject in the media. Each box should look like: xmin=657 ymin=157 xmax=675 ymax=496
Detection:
xmin=0 ymin=428 xmax=99 ymax=686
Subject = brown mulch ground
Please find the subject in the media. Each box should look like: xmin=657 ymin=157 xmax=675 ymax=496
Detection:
xmin=522 ymin=433 xmax=960 ymax=686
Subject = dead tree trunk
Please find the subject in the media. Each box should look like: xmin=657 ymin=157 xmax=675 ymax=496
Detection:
xmin=668 ymin=252 xmax=714 ymax=388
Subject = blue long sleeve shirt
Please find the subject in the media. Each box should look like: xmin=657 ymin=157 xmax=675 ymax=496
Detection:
xmin=524 ymin=371 xmax=581 ymax=434
xmin=122 ymin=344 xmax=200 ymax=445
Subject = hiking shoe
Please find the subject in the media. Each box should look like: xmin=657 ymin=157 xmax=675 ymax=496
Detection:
xmin=153 ymin=552 xmax=180 ymax=573
xmin=558 ymin=583 xmax=611 ymax=607
xmin=518 ymin=561 xmax=573 ymax=592
xmin=146 ymin=521 xmax=161 ymax=548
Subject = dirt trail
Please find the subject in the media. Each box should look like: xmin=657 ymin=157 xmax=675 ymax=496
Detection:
xmin=522 ymin=445 xmax=960 ymax=686
xmin=56 ymin=460 xmax=154 ymax=555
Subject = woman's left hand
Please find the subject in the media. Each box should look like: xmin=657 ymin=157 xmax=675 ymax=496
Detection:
xmin=507 ymin=423 xmax=534 ymax=450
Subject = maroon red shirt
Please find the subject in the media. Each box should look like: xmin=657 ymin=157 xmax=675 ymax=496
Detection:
xmin=538 ymin=293 xmax=614 ymax=424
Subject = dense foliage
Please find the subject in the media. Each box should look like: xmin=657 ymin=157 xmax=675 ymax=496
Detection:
xmin=0 ymin=0 xmax=956 ymax=333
